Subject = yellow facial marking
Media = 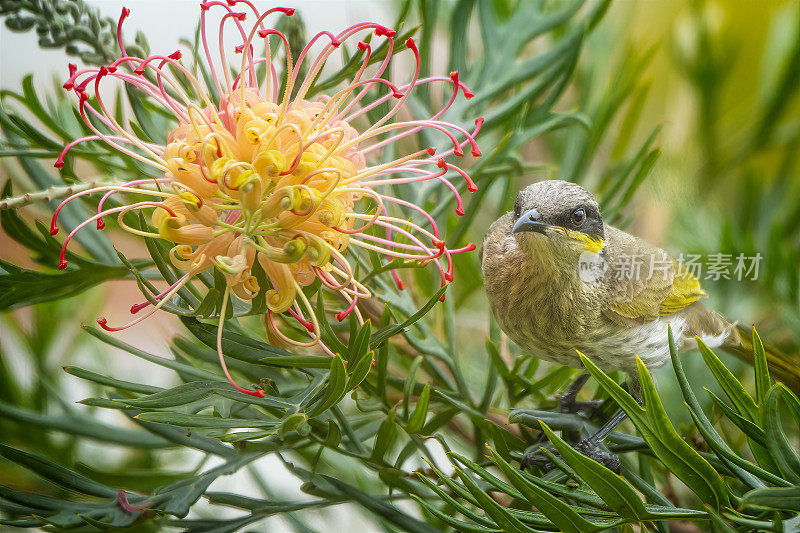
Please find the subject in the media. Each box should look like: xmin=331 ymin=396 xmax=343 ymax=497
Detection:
xmin=564 ymin=229 xmax=604 ymax=253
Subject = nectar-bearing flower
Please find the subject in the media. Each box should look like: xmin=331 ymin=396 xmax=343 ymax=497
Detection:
xmin=52 ymin=2 xmax=481 ymax=397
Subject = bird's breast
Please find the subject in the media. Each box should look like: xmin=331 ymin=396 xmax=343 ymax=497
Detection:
xmin=481 ymin=233 xmax=603 ymax=368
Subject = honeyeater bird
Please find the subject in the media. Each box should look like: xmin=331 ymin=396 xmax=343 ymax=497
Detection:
xmin=481 ymin=179 xmax=798 ymax=470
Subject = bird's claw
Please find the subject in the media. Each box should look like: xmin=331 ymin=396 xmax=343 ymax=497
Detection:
xmin=520 ymin=439 xmax=621 ymax=474
xmin=574 ymin=440 xmax=621 ymax=473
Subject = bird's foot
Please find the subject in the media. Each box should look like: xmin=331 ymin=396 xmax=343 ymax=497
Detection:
xmin=520 ymin=439 xmax=620 ymax=474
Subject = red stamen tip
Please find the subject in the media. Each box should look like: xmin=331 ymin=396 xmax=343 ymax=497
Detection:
xmin=96 ymin=218 xmax=106 ymax=230
xmin=250 ymin=389 xmax=265 ymax=398
xmin=370 ymin=360 xmax=377 ymax=367
xmin=54 ymin=158 xmax=65 ymax=169
xmin=336 ymin=311 xmax=348 ymax=322
xmin=467 ymin=183 xmax=478 ymax=192
xmin=58 ymin=258 xmax=68 ymax=269
xmin=445 ymin=272 xmax=454 ymax=282
xmin=130 ymin=302 xmax=148 ymax=314
xmin=450 ymin=71 xmax=458 ymax=81
xmin=96 ymin=317 xmax=109 ymax=329
xmin=235 ymin=44 xmax=245 ymax=53
xmin=433 ymin=239 xmax=445 ymax=250
xmin=357 ymin=41 xmax=368 ymax=51
xmin=235 ymin=12 xmax=246 ymax=21
xmin=475 ymin=117 xmax=484 ymax=126
xmin=258 ymin=29 xmax=268 ymax=38
xmin=134 ymin=66 xmax=146 ymax=75
xmin=200 ymin=2 xmax=210 ymax=10
xmin=169 ymin=50 xmax=182 ymax=60
xmin=439 ymin=293 xmax=446 ymax=302
xmin=121 ymin=7 xmax=130 ymax=17
xmin=375 ymin=27 xmax=395 ymax=38
xmin=405 ymin=37 xmax=416 ymax=48
xmin=226 ymin=0 xmax=236 ymax=5
xmin=465 ymin=243 xmax=477 ymax=252
xmin=437 ymin=158 xmax=446 ymax=169
xmin=393 ymin=91 xmax=404 ymax=99
xmin=283 ymin=8 xmax=295 ymax=15
xmin=62 ymin=81 xmax=74 ymax=90
xmin=456 ymin=207 xmax=465 ymax=216
xmin=427 ymin=147 xmax=436 ymax=156
xmin=454 ymin=147 xmax=464 ymax=157
xmin=68 ymin=63 xmax=77 ymax=76
xmin=472 ymin=148 xmax=482 ymax=157
xmin=50 ymin=223 xmax=59 ymax=236
xmin=331 ymin=39 xmax=341 ymax=48
xmin=464 ymin=90 xmax=474 ymax=99
xmin=98 ymin=65 xmax=109 ymax=76
xmin=396 ymin=279 xmax=405 ymax=290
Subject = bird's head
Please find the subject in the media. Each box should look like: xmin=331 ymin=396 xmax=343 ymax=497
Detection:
xmin=511 ymin=180 xmax=605 ymax=256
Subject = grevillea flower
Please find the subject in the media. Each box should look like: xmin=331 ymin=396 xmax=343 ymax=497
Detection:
xmin=53 ymin=2 xmax=480 ymax=397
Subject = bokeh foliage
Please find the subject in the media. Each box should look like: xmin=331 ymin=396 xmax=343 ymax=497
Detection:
xmin=1 ymin=0 xmax=799 ymax=531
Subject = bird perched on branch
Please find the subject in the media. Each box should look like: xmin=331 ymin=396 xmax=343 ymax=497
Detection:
xmin=480 ymin=179 xmax=798 ymax=471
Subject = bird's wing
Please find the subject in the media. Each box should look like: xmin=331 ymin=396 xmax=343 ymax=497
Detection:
xmin=602 ymin=225 xmax=706 ymax=325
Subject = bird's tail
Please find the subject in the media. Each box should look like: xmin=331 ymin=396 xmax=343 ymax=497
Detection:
xmin=725 ymin=326 xmax=800 ymax=394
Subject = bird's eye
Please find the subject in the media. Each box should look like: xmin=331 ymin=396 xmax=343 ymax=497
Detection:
xmin=571 ymin=208 xmax=585 ymax=226
xmin=514 ymin=200 xmax=522 ymax=219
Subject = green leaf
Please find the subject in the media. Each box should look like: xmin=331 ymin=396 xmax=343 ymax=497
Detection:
xmin=697 ymin=337 xmax=759 ymax=422
xmin=278 ymin=413 xmax=308 ymax=439
xmin=180 ymin=316 xmax=293 ymax=361
xmin=0 ymin=258 xmax=131 ymax=311
xmin=763 ymin=385 xmax=800 ymax=484
xmin=705 ymin=388 xmax=766 ymax=444
xmin=741 ymin=486 xmax=800 ymax=511
xmin=487 ymin=448 xmax=605 ymax=532
xmin=259 ymin=354 xmax=333 ymax=368
xmin=752 ymin=327 xmax=771 ymax=405
xmin=134 ymin=412 xmax=279 ymax=429
xmin=669 ymin=326 xmax=784 ymax=488
xmin=411 ymin=495 xmax=502 ymax=533
xmin=403 ymin=355 xmax=424 ymax=420
xmin=63 ymin=365 xmax=161 ymax=394
xmin=539 ymin=422 xmax=650 ymax=521
xmin=370 ymin=409 xmax=398 ymax=463
xmin=580 ymin=352 xmax=731 ymax=509
xmin=0 ymin=400 xmax=170 ymax=448
xmin=74 ymin=463 xmax=191 ymax=493
xmin=415 ymin=467 xmax=498 ymax=528
xmin=0 ymin=444 xmax=117 ymax=498
xmin=406 ymin=383 xmax=431 ymax=433
xmin=370 ymin=285 xmax=447 ymax=346
xmin=118 ymin=381 xmax=291 ymax=409
xmin=453 ymin=466 xmax=530 ymax=533
xmin=83 ymin=325 xmax=223 ymax=382
xmin=312 ymin=473 xmax=439 ymax=533
xmin=309 ymin=355 xmax=348 ymax=417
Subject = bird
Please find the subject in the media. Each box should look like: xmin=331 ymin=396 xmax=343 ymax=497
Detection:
xmin=480 ymin=179 xmax=797 ymax=471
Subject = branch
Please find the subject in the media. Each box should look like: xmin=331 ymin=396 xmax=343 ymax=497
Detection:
xmin=0 ymin=180 xmax=123 ymax=209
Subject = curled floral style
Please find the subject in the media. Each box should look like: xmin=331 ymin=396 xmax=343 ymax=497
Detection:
xmin=53 ymin=2 xmax=481 ymax=396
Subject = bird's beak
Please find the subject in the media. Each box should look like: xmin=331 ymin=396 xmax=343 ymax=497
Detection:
xmin=512 ymin=208 xmax=550 ymax=235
